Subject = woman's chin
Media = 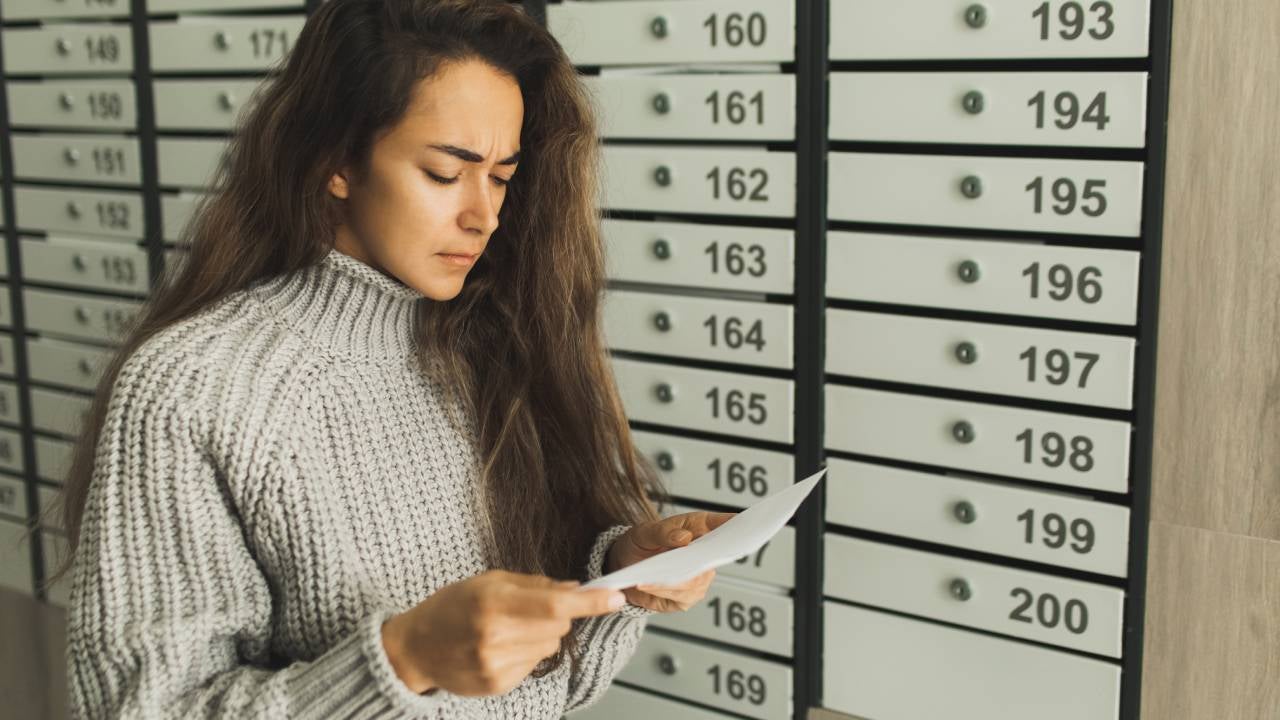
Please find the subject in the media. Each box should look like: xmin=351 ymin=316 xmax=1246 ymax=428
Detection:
xmin=416 ymin=277 xmax=468 ymax=302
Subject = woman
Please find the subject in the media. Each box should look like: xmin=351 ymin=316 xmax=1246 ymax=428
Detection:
xmin=57 ymin=1 xmax=728 ymax=716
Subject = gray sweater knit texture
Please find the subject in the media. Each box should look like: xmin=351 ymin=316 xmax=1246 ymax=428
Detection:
xmin=67 ymin=249 xmax=650 ymax=719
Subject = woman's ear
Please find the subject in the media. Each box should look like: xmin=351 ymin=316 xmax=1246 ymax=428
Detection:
xmin=327 ymin=169 xmax=351 ymax=200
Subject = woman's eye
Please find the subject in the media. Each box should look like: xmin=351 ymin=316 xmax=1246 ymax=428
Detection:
xmin=425 ymin=171 xmax=459 ymax=185
xmin=491 ymin=175 xmax=511 ymax=187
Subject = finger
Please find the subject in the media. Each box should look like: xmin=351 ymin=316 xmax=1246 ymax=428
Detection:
xmin=512 ymin=586 xmax=626 ymax=620
xmin=626 ymin=591 xmax=684 ymax=613
xmin=675 ymin=511 xmax=735 ymax=538
xmin=629 ymin=517 xmax=688 ymax=551
xmin=661 ymin=512 xmax=724 ymax=546
xmin=479 ymin=616 xmax=573 ymax=647
xmin=646 ymin=583 xmax=709 ymax=611
xmin=701 ymin=511 xmax=736 ymax=533
xmin=635 ymin=569 xmax=715 ymax=599
xmin=621 ymin=586 xmax=665 ymax=612
xmin=634 ymin=567 xmax=714 ymax=593
xmin=499 ymin=587 xmax=570 ymax=619
xmin=559 ymin=588 xmax=628 ymax=619
xmin=487 ymin=575 xmax=581 ymax=620
xmin=649 ymin=512 xmax=732 ymax=549
xmin=633 ymin=585 xmax=701 ymax=606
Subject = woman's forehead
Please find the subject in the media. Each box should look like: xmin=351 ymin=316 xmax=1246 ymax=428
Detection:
xmin=391 ymin=61 xmax=524 ymax=153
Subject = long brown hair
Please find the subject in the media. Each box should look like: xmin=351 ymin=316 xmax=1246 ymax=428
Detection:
xmin=52 ymin=0 xmax=662 ymax=676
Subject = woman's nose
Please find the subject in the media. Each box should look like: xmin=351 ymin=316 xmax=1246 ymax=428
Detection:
xmin=460 ymin=180 xmax=500 ymax=236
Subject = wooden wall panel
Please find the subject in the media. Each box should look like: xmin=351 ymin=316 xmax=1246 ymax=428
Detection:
xmin=1145 ymin=0 xmax=1280 ymax=717
xmin=1150 ymin=0 xmax=1280 ymax=540
xmin=1141 ymin=523 xmax=1280 ymax=720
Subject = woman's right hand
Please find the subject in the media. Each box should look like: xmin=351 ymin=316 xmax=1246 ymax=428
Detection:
xmin=380 ymin=569 xmax=628 ymax=696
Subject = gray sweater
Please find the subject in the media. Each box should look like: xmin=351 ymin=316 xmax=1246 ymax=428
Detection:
xmin=68 ymin=249 xmax=651 ymax=719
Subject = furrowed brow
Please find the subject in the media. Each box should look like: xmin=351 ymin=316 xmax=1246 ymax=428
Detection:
xmin=428 ymin=144 xmax=521 ymax=165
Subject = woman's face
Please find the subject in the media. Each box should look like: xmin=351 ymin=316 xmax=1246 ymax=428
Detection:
xmin=328 ymin=58 xmax=524 ymax=301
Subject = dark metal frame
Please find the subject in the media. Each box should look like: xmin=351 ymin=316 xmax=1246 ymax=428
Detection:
xmin=1120 ymin=0 xmax=1175 ymax=717
xmin=134 ymin=2 xmax=163 ymax=302
xmin=790 ymin=0 xmax=829 ymax=715
xmin=0 ymin=2 xmax=46 ymax=601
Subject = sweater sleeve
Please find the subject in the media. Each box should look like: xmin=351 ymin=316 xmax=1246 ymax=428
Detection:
xmin=67 ymin=363 xmax=448 ymax=720
xmin=562 ymin=524 xmax=655 ymax=712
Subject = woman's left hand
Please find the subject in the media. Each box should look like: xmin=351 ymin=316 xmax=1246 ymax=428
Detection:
xmin=605 ymin=511 xmax=736 ymax=613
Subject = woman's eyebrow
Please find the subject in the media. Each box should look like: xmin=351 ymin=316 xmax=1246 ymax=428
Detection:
xmin=428 ymin=144 xmax=521 ymax=165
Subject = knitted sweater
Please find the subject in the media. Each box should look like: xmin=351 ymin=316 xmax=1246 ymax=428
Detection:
xmin=67 ymin=249 xmax=652 ymax=719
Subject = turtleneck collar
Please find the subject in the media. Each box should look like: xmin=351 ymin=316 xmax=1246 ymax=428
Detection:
xmin=252 ymin=248 xmax=425 ymax=360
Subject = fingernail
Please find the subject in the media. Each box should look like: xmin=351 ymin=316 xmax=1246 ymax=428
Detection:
xmin=608 ymin=592 xmax=626 ymax=609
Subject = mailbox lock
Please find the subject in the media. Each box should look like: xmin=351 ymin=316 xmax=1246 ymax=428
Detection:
xmin=962 ymin=90 xmax=985 ymax=115
xmin=654 ymin=383 xmax=675 ymax=403
xmin=957 ymin=260 xmax=981 ymax=283
xmin=656 ymin=451 xmax=676 ymax=472
xmin=964 ymin=4 xmax=989 ymax=29
xmin=953 ymin=501 xmax=977 ymax=524
xmin=955 ymin=342 xmax=979 ymax=364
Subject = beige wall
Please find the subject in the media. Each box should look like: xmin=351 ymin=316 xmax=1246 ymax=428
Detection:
xmin=1142 ymin=0 xmax=1280 ymax=718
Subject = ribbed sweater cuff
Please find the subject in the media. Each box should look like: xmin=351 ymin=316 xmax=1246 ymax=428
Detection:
xmin=287 ymin=611 xmax=450 ymax=718
xmin=588 ymin=525 xmax=658 ymax=619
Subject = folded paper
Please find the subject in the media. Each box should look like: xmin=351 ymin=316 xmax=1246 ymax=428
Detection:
xmin=582 ymin=468 xmax=826 ymax=590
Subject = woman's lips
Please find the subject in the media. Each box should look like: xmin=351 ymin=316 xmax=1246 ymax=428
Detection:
xmin=437 ymin=252 xmax=478 ymax=267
